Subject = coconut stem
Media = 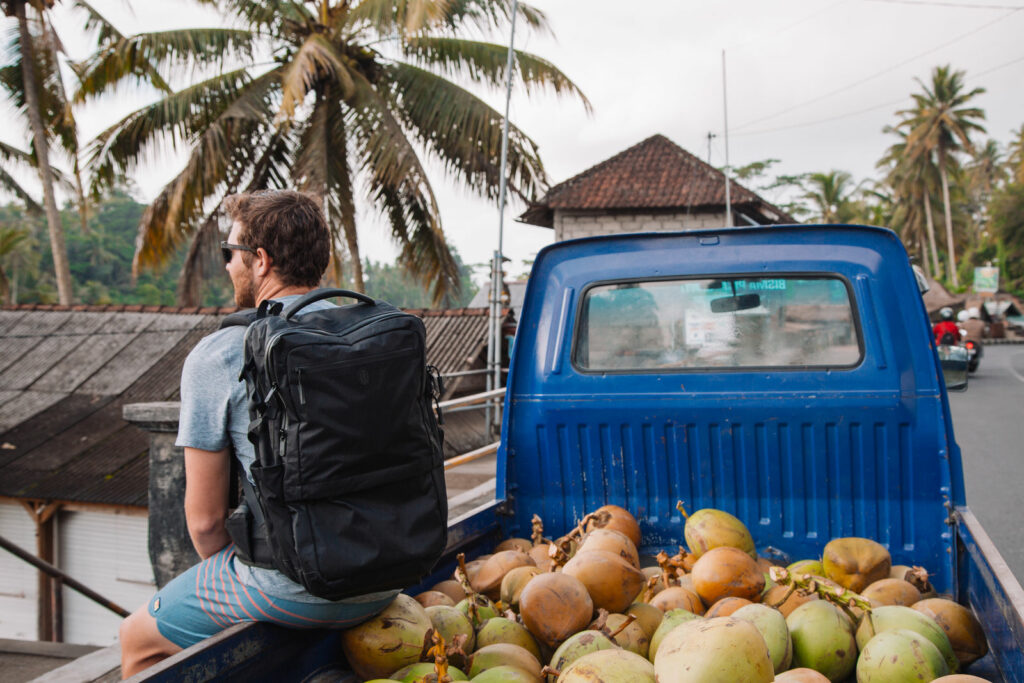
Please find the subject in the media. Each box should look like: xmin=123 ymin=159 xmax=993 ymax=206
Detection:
xmin=676 ymin=500 xmax=690 ymax=520
xmin=641 ymin=574 xmax=662 ymax=602
xmin=768 ymin=567 xmax=873 ymax=624
xmin=531 ymin=514 xmax=549 ymax=546
xmin=540 ymin=666 xmax=561 ymax=678
xmin=454 ymin=553 xmax=484 ymax=626
xmin=607 ymin=613 xmax=638 ymax=640
xmin=426 ymin=629 xmax=452 ymax=682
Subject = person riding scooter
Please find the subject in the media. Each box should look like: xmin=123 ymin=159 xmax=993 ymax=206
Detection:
xmin=933 ymin=307 xmax=961 ymax=346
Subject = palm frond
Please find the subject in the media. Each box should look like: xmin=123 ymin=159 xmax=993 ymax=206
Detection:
xmin=278 ymin=33 xmax=353 ymax=121
xmin=69 ymin=0 xmax=126 ymax=45
xmin=75 ymin=28 xmax=259 ymax=103
xmin=0 ymin=139 xmax=74 ymax=197
xmin=88 ymin=67 xmax=279 ymax=194
xmin=387 ymin=62 xmax=547 ymax=201
xmin=344 ymin=68 xmax=459 ymax=301
xmin=401 ymin=36 xmax=590 ymax=108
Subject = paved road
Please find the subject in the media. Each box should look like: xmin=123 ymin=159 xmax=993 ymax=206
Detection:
xmin=948 ymin=344 xmax=1024 ymax=584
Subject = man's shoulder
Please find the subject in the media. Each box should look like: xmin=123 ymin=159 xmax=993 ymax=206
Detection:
xmin=185 ymin=324 xmax=247 ymax=371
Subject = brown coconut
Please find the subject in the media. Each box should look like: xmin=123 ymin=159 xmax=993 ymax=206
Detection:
xmin=431 ymin=579 xmax=468 ymax=603
xmin=648 ymin=586 xmax=705 ymax=615
xmin=913 ymin=597 xmax=989 ymax=665
xmin=414 ymin=590 xmax=455 ymax=608
xmin=518 ymin=571 xmax=594 ymax=648
xmin=579 ymin=528 xmax=640 ymax=568
xmin=529 ymin=544 xmax=554 ymax=572
xmin=821 ymin=536 xmax=891 ymax=593
xmin=472 ymin=550 xmax=536 ymax=600
xmin=495 ymin=537 xmax=533 ymax=553
xmin=339 ymin=593 xmax=432 ymax=680
xmin=705 ymin=596 xmax=754 ymax=618
xmin=691 ymin=546 xmax=766 ymax=605
xmin=562 ymin=550 xmax=645 ymax=613
xmin=585 ymin=504 xmax=642 ymax=548
xmin=500 ymin=565 xmax=542 ymax=608
xmin=860 ymin=577 xmax=922 ymax=607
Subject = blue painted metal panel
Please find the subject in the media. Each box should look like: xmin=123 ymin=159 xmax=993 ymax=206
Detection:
xmin=498 ymin=225 xmax=961 ymax=592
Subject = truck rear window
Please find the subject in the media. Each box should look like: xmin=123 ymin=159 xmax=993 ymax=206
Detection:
xmin=574 ymin=276 xmax=861 ymax=371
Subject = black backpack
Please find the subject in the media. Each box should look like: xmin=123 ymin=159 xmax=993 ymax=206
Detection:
xmin=221 ymin=288 xmax=447 ymax=600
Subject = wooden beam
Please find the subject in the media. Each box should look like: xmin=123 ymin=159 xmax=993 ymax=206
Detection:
xmin=36 ymin=509 xmax=55 ymax=642
xmin=444 ymin=442 xmax=500 ymax=470
xmin=3 ymin=496 xmax=147 ymax=517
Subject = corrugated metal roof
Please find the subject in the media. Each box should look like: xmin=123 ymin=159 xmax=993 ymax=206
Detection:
xmin=0 ymin=305 xmax=508 ymax=507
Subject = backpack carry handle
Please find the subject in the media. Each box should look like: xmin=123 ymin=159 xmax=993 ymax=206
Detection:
xmin=282 ymin=288 xmax=376 ymax=320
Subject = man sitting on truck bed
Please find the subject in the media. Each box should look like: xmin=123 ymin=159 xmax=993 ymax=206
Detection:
xmin=118 ymin=191 xmax=398 ymax=677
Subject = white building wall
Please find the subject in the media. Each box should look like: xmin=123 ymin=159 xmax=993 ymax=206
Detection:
xmin=553 ymin=211 xmax=730 ymax=242
xmin=0 ymin=502 xmax=38 ymax=640
xmin=59 ymin=509 xmax=155 ymax=646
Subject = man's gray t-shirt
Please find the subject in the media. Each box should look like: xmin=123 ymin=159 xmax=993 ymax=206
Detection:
xmin=175 ymin=295 xmax=397 ymax=604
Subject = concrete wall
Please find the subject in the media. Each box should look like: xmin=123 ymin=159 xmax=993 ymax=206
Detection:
xmin=553 ymin=210 xmax=730 ymax=242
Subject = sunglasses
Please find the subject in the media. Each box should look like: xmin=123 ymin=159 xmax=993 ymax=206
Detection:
xmin=220 ymin=241 xmax=258 ymax=264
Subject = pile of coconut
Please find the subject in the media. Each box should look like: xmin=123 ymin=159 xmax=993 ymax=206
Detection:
xmin=340 ymin=504 xmax=990 ymax=682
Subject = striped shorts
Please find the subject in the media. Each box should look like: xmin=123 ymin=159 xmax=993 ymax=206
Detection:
xmin=148 ymin=545 xmax=396 ymax=648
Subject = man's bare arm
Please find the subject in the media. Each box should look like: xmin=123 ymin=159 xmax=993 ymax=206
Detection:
xmin=184 ymin=446 xmax=232 ymax=559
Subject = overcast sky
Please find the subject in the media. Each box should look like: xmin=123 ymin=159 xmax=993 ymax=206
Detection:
xmin=9 ymin=0 xmax=1024 ymax=282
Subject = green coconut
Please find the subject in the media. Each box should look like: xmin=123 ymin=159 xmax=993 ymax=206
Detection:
xmin=425 ymin=605 xmax=476 ymax=656
xmin=856 ymin=605 xmax=959 ymax=673
xmin=856 ymin=629 xmax=949 ymax=682
xmin=732 ymin=603 xmax=793 ymax=673
xmin=648 ymin=609 xmax=702 ymax=661
xmin=339 ymin=594 xmax=433 ymax=681
xmin=389 ymin=662 xmax=468 ymax=682
xmin=476 ymin=617 xmax=543 ymax=662
xmin=683 ymin=508 xmax=756 ymax=559
xmin=787 ymin=559 xmax=825 ymax=576
xmin=455 ymin=594 xmax=498 ymax=628
xmin=546 ymin=630 xmax=618 ymax=683
xmin=472 ymin=665 xmax=542 ymax=682
xmin=625 ymin=602 xmax=664 ymax=639
xmin=467 ymin=643 xmax=542 ymax=680
xmin=786 ymin=601 xmax=857 ymax=682
xmin=557 ymin=648 xmax=655 ymax=683
xmin=652 ymin=616 xmax=774 ymax=683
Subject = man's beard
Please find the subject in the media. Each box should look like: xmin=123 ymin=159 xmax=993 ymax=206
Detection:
xmin=234 ymin=269 xmax=257 ymax=308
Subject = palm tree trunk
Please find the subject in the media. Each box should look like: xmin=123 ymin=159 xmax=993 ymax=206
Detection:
xmin=923 ymin=190 xmax=941 ymax=280
xmin=15 ymin=1 xmax=73 ymax=305
xmin=938 ymin=146 xmax=958 ymax=287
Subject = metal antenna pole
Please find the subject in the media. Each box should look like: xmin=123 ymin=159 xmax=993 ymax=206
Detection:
xmin=488 ymin=0 xmax=519 ymax=436
xmin=722 ymin=49 xmax=732 ymax=227
xmin=706 ymin=132 xmax=716 ymax=165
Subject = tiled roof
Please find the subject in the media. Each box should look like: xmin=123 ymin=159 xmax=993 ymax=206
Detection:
xmin=0 ymin=306 xmax=510 ymax=507
xmin=519 ymin=134 xmax=796 ymax=227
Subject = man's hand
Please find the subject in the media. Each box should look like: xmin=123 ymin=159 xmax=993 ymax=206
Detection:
xmin=184 ymin=447 xmax=232 ymax=559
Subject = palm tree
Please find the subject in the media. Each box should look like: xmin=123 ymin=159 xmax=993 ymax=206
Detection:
xmin=1 ymin=0 xmax=76 ymax=303
xmin=879 ymin=125 xmax=941 ymax=278
xmin=1008 ymin=124 xmax=1024 ymax=185
xmin=802 ymin=170 xmax=857 ymax=223
xmin=898 ymin=65 xmax=986 ymax=288
xmin=76 ymin=0 xmax=589 ymax=305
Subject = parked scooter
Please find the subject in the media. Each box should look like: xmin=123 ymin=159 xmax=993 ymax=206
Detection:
xmin=957 ymin=309 xmax=984 ymax=373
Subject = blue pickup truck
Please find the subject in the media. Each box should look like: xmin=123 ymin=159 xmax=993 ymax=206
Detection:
xmin=130 ymin=225 xmax=1024 ymax=682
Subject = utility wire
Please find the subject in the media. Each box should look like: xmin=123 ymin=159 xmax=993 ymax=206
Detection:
xmin=728 ymin=50 xmax=1024 ymax=138
xmin=864 ymin=0 xmax=1024 ymax=9
xmin=732 ymin=7 xmax=1022 ymax=132
xmin=729 ymin=0 xmax=850 ymax=51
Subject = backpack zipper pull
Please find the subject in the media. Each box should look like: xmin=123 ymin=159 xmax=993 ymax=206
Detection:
xmin=297 ymin=369 xmax=306 ymax=405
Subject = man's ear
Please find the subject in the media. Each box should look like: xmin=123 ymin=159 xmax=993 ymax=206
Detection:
xmin=254 ymin=248 xmax=273 ymax=277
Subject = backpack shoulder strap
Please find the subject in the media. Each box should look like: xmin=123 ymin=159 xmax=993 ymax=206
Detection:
xmin=220 ymin=309 xmax=257 ymax=330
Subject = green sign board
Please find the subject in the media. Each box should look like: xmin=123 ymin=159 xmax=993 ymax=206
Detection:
xmin=974 ymin=266 xmax=999 ymax=293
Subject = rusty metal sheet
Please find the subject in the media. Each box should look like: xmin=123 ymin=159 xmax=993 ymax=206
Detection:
xmin=0 ymin=310 xmax=27 ymax=335
xmin=0 ymin=390 xmax=66 ymax=434
xmin=0 ymin=335 xmax=41 ymax=375
xmin=0 ymin=334 xmax=92 ymax=390
xmin=78 ymin=318 xmax=190 ymax=396
xmin=4 ymin=311 xmax=74 ymax=336
xmin=0 ymin=393 xmax=114 ymax=467
xmin=30 ymin=332 xmax=138 ymax=393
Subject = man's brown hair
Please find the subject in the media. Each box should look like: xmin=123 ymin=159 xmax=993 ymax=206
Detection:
xmin=223 ymin=190 xmax=330 ymax=288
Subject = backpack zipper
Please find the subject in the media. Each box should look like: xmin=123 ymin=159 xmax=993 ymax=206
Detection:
xmin=294 ymin=345 xmax=417 ymax=406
